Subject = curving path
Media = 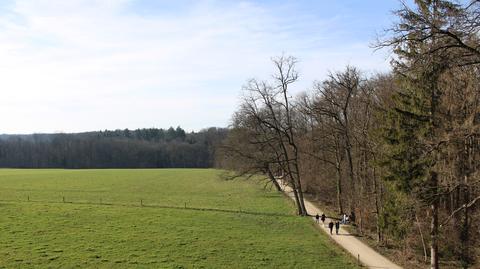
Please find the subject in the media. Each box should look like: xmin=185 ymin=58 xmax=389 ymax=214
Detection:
xmin=280 ymin=183 xmax=403 ymax=269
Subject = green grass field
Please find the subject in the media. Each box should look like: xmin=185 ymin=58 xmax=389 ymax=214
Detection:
xmin=0 ymin=169 xmax=357 ymax=268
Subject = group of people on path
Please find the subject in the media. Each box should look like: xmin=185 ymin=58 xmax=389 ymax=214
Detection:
xmin=341 ymin=211 xmax=355 ymax=224
xmin=315 ymin=213 xmax=340 ymax=235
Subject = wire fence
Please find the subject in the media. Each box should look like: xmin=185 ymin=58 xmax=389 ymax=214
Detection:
xmin=0 ymin=196 xmax=293 ymax=218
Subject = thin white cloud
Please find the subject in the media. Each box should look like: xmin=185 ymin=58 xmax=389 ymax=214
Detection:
xmin=0 ymin=0 xmax=390 ymax=133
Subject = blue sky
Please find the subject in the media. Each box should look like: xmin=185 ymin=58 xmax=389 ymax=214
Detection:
xmin=0 ymin=0 xmax=403 ymax=134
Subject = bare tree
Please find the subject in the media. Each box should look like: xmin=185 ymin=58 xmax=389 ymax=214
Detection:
xmin=310 ymin=66 xmax=361 ymax=214
xmin=218 ymin=113 xmax=283 ymax=191
xmin=222 ymin=55 xmax=308 ymax=216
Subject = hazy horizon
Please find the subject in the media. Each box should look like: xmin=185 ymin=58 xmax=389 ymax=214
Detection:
xmin=0 ymin=0 xmax=399 ymax=134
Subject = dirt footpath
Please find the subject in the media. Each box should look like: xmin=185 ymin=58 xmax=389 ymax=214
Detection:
xmin=281 ymin=184 xmax=403 ymax=269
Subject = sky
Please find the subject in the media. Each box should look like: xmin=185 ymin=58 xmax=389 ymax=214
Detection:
xmin=0 ymin=0 xmax=403 ymax=134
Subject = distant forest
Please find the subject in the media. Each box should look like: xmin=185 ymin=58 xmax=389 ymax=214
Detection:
xmin=0 ymin=127 xmax=227 ymax=168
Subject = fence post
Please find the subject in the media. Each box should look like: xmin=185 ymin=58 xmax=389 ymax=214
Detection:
xmin=184 ymin=202 xmax=186 ymax=208
xmin=27 ymin=195 xmax=29 ymax=202
xmin=141 ymin=199 xmax=143 ymax=207
xmin=357 ymin=254 xmax=360 ymax=266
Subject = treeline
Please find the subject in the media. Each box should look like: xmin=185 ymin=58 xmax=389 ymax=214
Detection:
xmin=218 ymin=1 xmax=480 ymax=268
xmin=0 ymin=127 xmax=227 ymax=168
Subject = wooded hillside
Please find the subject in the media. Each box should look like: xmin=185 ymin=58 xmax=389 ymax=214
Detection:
xmin=218 ymin=1 xmax=480 ymax=268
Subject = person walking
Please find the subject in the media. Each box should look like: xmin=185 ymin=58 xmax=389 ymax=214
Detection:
xmin=328 ymin=221 xmax=334 ymax=235
xmin=315 ymin=213 xmax=320 ymax=223
xmin=335 ymin=221 xmax=340 ymax=235
xmin=321 ymin=213 xmax=326 ymax=224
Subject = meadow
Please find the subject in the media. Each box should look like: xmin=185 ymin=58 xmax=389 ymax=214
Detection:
xmin=0 ymin=169 xmax=357 ymax=268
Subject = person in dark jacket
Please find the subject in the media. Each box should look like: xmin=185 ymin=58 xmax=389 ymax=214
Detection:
xmin=335 ymin=221 xmax=340 ymax=235
xmin=321 ymin=213 xmax=326 ymax=223
xmin=328 ymin=221 xmax=334 ymax=235
xmin=315 ymin=213 xmax=320 ymax=223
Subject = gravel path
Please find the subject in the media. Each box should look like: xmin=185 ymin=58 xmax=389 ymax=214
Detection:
xmin=281 ymin=183 xmax=403 ymax=269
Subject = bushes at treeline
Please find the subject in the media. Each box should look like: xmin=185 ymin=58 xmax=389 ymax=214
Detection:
xmin=0 ymin=127 xmax=227 ymax=168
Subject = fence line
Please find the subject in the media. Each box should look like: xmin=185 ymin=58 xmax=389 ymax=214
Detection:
xmin=0 ymin=197 xmax=292 ymax=218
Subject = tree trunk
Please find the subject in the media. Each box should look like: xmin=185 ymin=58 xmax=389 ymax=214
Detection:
xmin=335 ymin=148 xmax=344 ymax=214
xmin=460 ymin=187 xmax=470 ymax=269
xmin=293 ymin=162 xmax=308 ymax=216
xmin=373 ymin=165 xmax=382 ymax=243
xmin=430 ymin=171 xmax=439 ymax=269
xmin=290 ymin=180 xmax=304 ymax=215
xmin=460 ymin=136 xmax=472 ymax=269
xmin=266 ymin=167 xmax=282 ymax=192
xmin=335 ymin=164 xmax=344 ymax=214
xmin=296 ymin=180 xmax=308 ymax=216
xmin=343 ymin=103 xmax=356 ymax=215
xmin=416 ymin=213 xmax=428 ymax=263
xmin=345 ymin=142 xmax=356 ymax=213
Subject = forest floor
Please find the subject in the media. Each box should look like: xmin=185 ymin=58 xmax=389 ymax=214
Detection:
xmin=280 ymin=182 xmax=403 ymax=269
